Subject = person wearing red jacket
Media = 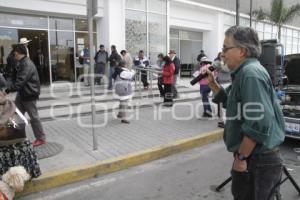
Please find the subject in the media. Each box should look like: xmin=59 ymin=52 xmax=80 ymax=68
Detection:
xmin=162 ymin=56 xmax=175 ymax=107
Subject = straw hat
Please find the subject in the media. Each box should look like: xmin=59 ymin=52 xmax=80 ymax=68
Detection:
xmin=19 ymin=37 xmax=31 ymax=44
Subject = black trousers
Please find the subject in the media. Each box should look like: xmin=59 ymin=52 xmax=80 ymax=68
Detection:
xmin=157 ymin=77 xmax=164 ymax=96
xmin=231 ymin=150 xmax=282 ymax=200
xmin=15 ymin=95 xmax=45 ymax=140
xmin=141 ymin=71 xmax=149 ymax=88
xmin=163 ymin=84 xmax=173 ymax=104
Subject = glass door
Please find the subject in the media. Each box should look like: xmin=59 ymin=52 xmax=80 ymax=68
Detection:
xmin=49 ymin=18 xmax=75 ymax=83
xmin=18 ymin=29 xmax=49 ymax=84
xmin=0 ymin=28 xmax=18 ymax=75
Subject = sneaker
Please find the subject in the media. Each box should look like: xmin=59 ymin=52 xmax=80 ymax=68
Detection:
xmin=32 ymin=139 xmax=46 ymax=147
xmin=202 ymin=112 xmax=212 ymax=118
xmin=163 ymin=103 xmax=173 ymax=107
xmin=218 ymin=121 xmax=225 ymax=128
xmin=121 ymin=119 xmax=130 ymax=124
xmin=117 ymin=113 xmax=123 ymax=119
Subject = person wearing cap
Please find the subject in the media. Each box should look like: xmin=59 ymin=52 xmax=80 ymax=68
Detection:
xmin=197 ymin=50 xmax=206 ymax=63
xmin=5 ymin=44 xmax=46 ymax=147
xmin=112 ymin=60 xmax=135 ymax=124
xmin=168 ymin=50 xmax=180 ymax=98
xmin=94 ymin=44 xmax=108 ymax=85
xmin=213 ymin=52 xmax=231 ymax=128
xmin=19 ymin=37 xmax=31 ymax=58
xmin=195 ymin=56 xmax=213 ymax=117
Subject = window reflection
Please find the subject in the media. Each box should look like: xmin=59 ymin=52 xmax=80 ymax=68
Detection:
xmin=50 ymin=31 xmax=75 ymax=82
xmin=50 ymin=18 xmax=73 ymax=31
xmin=125 ymin=10 xmax=147 ymax=56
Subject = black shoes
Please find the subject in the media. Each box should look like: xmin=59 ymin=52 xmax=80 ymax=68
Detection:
xmin=121 ymin=119 xmax=130 ymax=124
xmin=202 ymin=112 xmax=212 ymax=118
xmin=218 ymin=121 xmax=225 ymax=128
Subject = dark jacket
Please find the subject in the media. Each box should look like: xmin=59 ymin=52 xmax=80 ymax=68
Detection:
xmin=172 ymin=56 xmax=181 ymax=75
xmin=6 ymin=56 xmax=40 ymax=101
xmin=94 ymin=50 xmax=108 ymax=64
xmin=108 ymin=50 xmax=122 ymax=67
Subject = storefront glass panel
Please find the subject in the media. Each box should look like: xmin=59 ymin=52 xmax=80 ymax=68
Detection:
xmin=125 ymin=10 xmax=147 ymax=56
xmin=0 ymin=28 xmax=18 ymax=73
xmin=50 ymin=31 xmax=75 ymax=82
xmin=74 ymin=32 xmax=97 ymax=82
xmin=75 ymin=19 xmax=96 ymax=32
xmin=50 ymin=18 xmax=73 ymax=31
xmin=125 ymin=0 xmax=146 ymax=11
xmin=148 ymin=13 xmax=167 ymax=63
xmin=0 ymin=13 xmax=47 ymax=29
xmin=148 ymin=0 xmax=167 ymax=14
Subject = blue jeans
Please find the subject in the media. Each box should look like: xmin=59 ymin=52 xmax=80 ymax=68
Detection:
xmin=200 ymin=84 xmax=212 ymax=113
xmin=231 ymin=150 xmax=283 ymax=200
xmin=108 ymin=67 xmax=115 ymax=89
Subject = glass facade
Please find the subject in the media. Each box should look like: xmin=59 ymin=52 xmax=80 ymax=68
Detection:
xmin=148 ymin=13 xmax=167 ymax=64
xmin=125 ymin=0 xmax=146 ymax=11
xmin=125 ymin=10 xmax=147 ymax=56
xmin=223 ymin=13 xmax=300 ymax=55
xmin=0 ymin=13 xmax=48 ymax=29
xmin=0 ymin=12 xmax=96 ymax=85
xmin=125 ymin=0 xmax=167 ymax=64
xmin=170 ymin=28 xmax=203 ymax=65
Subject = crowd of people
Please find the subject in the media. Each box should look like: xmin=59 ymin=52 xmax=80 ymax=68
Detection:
xmin=0 ymin=25 xmax=288 ymax=199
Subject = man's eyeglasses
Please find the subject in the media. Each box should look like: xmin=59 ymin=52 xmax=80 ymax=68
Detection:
xmin=222 ymin=46 xmax=238 ymax=53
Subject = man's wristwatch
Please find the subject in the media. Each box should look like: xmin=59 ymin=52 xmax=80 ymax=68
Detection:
xmin=236 ymin=152 xmax=248 ymax=161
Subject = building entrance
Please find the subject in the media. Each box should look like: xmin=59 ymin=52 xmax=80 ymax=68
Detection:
xmin=19 ymin=29 xmax=50 ymax=84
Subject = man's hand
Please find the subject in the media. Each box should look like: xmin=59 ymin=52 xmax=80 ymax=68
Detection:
xmin=202 ymin=68 xmax=220 ymax=95
xmin=233 ymin=156 xmax=247 ymax=172
xmin=202 ymin=68 xmax=215 ymax=85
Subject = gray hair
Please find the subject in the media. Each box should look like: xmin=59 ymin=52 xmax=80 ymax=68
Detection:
xmin=225 ymin=26 xmax=261 ymax=58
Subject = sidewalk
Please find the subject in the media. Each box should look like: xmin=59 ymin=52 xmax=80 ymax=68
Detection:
xmin=19 ymin=78 xmax=224 ymax=196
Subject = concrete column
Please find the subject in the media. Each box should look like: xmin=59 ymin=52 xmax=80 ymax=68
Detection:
xmin=203 ymin=12 xmax=224 ymax=59
xmin=99 ymin=0 xmax=125 ymax=53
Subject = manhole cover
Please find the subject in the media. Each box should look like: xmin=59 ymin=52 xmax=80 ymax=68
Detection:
xmin=34 ymin=142 xmax=64 ymax=159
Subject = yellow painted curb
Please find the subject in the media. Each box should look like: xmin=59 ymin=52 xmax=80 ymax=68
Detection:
xmin=20 ymin=129 xmax=223 ymax=196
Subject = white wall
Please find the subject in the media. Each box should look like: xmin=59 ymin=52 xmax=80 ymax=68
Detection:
xmin=203 ymin=12 xmax=225 ymax=60
xmin=99 ymin=0 xmax=125 ymax=53
xmin=169 ymin=1 xmax=214 ymax=31
xmin=169 ymin=1 xmax=224 ymax=60
xmin=0 ymin=0 xmax=104 ymax=17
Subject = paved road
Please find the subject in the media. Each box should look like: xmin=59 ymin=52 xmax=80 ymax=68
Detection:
xmin=19 ymin=140 xmax=300 ymax=200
